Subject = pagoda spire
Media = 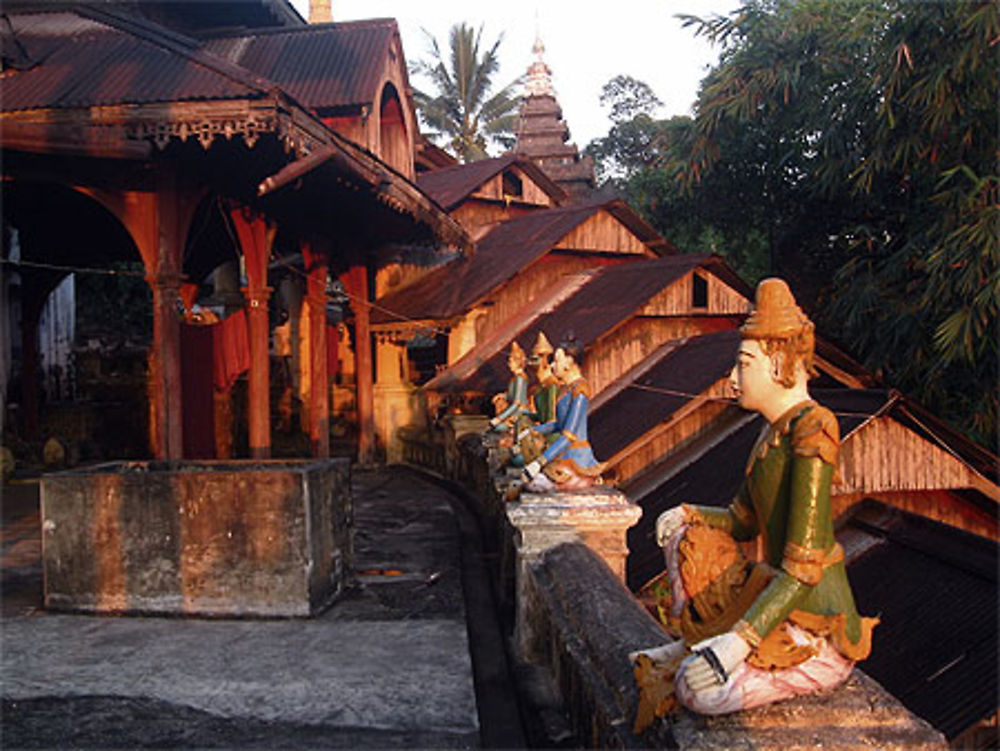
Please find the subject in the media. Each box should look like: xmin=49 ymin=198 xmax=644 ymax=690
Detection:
xmin=513 ymin=29 xmax=596 ymax=199
xmin=525 ymin=33 xmax=554 ymax=97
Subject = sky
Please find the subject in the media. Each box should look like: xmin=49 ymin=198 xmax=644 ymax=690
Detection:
xmin=289 ymin=0 xmax=740 ymax=149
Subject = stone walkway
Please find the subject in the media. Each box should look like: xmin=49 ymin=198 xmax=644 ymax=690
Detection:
xmin=1 ymin=467 xmax=521 ymax=749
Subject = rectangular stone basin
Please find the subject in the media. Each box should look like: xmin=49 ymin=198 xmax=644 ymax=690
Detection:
xmin=40 ymin=459 xmax=352 ymax=617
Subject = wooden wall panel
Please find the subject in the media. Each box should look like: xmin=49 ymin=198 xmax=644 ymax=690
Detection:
xmin=639 ymin=271 xmax=751 ymax=316
xmin=451 ymin=202 xmax=540 ymax=237
xmin=839 ymin=417 xmax=980 ymax=494
xmin=553 ymin=210 xmax=652 ymax=255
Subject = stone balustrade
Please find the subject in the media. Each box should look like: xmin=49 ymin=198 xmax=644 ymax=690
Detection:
xmin=449 ymin=429 xmax=948 ymax=749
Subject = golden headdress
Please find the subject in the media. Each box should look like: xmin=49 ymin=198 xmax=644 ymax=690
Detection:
xmin=509 ymin=340 xmax=527 ymax=368
xmin=741 ymin=278 xmax=817 ymax=385
xmin=532 ymin=331 xmax=554 ymax=358
xmin=741 ymin=278 xmax=813 ymax=340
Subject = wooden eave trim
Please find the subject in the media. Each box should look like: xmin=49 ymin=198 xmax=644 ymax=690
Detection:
xmin=590 ymin=338 xmax=689 ymax=411
xmin=623 ymin=407 xmax=757 ymax=501
xmin=815 ymin=354 xmax=868 ymax=389
xmin=603 ymin=378 xmax=731 ymax=470
xmin=370 ymin=317 xmax=454 ymax=335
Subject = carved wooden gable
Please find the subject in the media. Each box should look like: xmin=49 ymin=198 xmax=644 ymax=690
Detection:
xmin=470 ymin=166 xmax=555 ymax=207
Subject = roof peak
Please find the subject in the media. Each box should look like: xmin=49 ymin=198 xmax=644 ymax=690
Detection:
xmin=525 ymin=31 xmax=553 ymax=97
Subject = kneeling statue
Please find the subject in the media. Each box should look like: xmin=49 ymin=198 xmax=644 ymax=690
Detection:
xmin=632 ymin=278 xmax=877 ymax=728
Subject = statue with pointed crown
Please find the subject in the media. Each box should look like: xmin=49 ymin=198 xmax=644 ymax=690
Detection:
xmin=631 ymin=278 xmax=878 ymax=729
xmin=488 ymin=341 xmax=530 ymax=434
xmin=510 ymin=331 xmax=560 ymax=468
xmin=519 ymin=333 xmax=605 ymax=490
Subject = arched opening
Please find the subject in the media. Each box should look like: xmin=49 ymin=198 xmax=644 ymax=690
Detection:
xmin=378 ymin=83 xmax=412 ymax=176
xmin=2 ymin=181 xmax=150 ymax=462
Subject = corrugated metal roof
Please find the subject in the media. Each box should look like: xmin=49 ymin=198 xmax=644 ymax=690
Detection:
xmin=589 ymin=330 xmax=741 ymax=460
xmin=431 ymin=255 xmax=713 ymax=395
xmin=202 ymin=19 xmax=396 ymax=111
xmin=845 ymin=502 xmax=998 ymax=739
xmin=372 ymin=200 xmax=671 ymax=325
xmin=416 ymin=154 xmax=567 ymax=210
xmin=373 ymin=202 xmax=616 ymax=323
xmin=1 ymin=9 xmax=266 ymax=112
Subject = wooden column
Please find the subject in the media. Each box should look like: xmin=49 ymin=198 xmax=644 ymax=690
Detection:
xmin=76 ymin=181 xmax=194 ymax=461
xmin=229 ymin=207 xmax=274 ymax=460
xmin=303 ymin=241 xmax=329 ymax=458
xmin=119 ymin=191 xmax=182 ymax=460
xmin=342 ymin=264 xmax=374 ymax=465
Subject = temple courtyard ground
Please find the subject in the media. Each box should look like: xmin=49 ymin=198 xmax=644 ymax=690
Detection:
xmin=0 ymin=466 xmax=527 ymax=749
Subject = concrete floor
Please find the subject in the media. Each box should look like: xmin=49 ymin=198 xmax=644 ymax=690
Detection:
xmin=0 ymin=467 xmax=525 ymax=749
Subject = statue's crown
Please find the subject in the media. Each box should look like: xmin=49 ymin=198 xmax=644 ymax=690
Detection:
xmin=510 ymin=341 xmax=526 ymax=360
xmin=532 ymin=331 xmax=554 ymax=357
xmin=741 ymin=278 xmax=813 ymax=339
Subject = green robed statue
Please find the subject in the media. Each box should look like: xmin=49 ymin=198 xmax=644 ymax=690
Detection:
xmin=632 ymin=278 xmax=878 ymax=727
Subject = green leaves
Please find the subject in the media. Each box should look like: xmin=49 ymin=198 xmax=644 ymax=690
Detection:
xmin=608 ymin=0 xmax=997 ymax=446
xmin=410 ymin=23 xmax=522 ymax=163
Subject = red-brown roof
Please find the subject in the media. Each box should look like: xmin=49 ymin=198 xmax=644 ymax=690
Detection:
xmin=202 ymin=19 xmax=398 ymax=112
xmin=372 ymin=199 xmax=671 ymax=325
xmin=0 ymin=8 xmax=273 ymax=112
xmin=416 ymin=154 xmax=568 ymax=210
xmin=428 ymin=255 xmax=731 ymax=395
xmin=841 ymin=501 xmax=998 ymax=740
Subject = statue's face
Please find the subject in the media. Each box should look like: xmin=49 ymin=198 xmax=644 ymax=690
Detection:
xmin=508 ymin=351 xmax=523 ymax=373
xmin=729 ymin=338 xmax=782 ymax=414
xmin=536 ymin=357 xmax=552 ymax=381
xmin=552 ymin=347 xmax=573 ymax=380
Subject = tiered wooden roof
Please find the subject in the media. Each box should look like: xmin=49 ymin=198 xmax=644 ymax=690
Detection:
xmin=371 ymin=199 xmax=669 ymax=326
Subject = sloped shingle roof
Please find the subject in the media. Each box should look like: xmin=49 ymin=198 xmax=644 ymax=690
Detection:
xmin=372 ymin=199 xmax=673 ymax=325
xmin=416 ymin=154 xmax=567 ymax=210
xmin=0 ymin=8 xmax=271 ymax=112
xmin=202 ymin=19 xmax=397 ymax=112
xmin=430 ymin=255 xmax=733 ymax=395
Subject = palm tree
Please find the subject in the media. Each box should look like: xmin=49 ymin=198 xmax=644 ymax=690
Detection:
xmin=411 ymin=22 xmax=521 ymax=163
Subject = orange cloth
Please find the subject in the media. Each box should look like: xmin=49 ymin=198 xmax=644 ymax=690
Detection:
xmin=213 ymin=309 xmax=250 ymax=391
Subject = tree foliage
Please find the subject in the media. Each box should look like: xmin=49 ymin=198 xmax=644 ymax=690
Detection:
xmin=589 ymin=0 xmax=998 ymax=445
xmin=411 ymin=23 xmax=522 ymax=162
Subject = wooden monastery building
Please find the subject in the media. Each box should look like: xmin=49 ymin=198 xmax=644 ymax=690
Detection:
xmin=1 ymin=0 xmax=468 ymax=465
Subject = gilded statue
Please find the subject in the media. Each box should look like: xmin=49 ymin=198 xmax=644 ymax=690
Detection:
xmin=632 ymin=278 xmax=877 ymax=728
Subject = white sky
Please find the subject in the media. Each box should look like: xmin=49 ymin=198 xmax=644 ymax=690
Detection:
xmin=290 ymin=0 xmax=739 ymax=149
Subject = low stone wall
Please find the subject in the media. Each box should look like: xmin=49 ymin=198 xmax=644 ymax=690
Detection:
xmin=526 ymin=542 xmax=670 ymax=748
xmin=41 ymin=458 xmax=352 ymax=617
xmin=449 ymin=430 xmax=947 ymax=749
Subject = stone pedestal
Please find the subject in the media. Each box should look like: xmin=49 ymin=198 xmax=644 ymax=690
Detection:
xmin=41 ymin=459 xmax=352 ymax=617
xmin=373 ymin=382 xmax=421 ymax=463
xmin=506 ymin=486 xmax=642 ymax=660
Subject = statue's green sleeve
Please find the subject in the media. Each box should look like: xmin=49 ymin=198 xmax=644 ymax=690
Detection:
xmin=741 ymin=455 xmax=836 ymax=640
